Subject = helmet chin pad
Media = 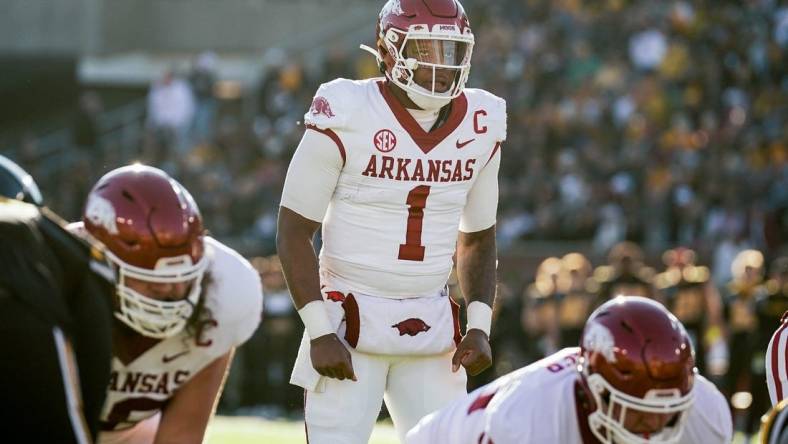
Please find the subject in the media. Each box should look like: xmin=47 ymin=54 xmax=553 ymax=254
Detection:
xmin=406 ymin=87 xmax=452 ymax=110
xmin=114 ymin=282 xmax=200 ymax=339
xmin=110 ymin=250 xmax=208 ymax=339
xmin=585 ymin=373 xmax=694 ymax=444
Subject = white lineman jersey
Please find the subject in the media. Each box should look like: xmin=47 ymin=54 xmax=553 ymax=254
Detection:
xmin=99 ymin=237 xmax=263 ymax=433
xmin=406 ymin=348 xmax=733 ymax=444
xmin=294 ymin=78 xmax=506 ymax=298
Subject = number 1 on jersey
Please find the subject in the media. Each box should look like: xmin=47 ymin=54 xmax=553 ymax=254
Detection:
xmin=398 ymin=185 xmax=431 ymax=261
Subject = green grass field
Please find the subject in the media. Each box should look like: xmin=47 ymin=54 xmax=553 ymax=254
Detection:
xmin=205 ymin=416 xmax=761 ymax=444
xmin=205 ymin=416 xmax=400 ymax=444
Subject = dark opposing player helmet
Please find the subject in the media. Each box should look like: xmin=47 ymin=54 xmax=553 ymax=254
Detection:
xmin=0 ymin=155 xmax=43 ymax=205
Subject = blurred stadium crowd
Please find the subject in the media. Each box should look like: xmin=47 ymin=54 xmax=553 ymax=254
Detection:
xmin=4 ymin=0 xmax=787 ymax=439
xmin=222 ymin=243 xmax=788 ymax=439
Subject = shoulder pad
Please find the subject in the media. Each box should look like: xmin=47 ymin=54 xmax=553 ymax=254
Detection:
xmin=0 ymin=198 xmax=39 ymax=224
xmin=204 ymin=238 xmax=263 ymax=346
xmin=464 ymin=88 xmax=507 ymax=142
xmin=304 ymin=78 xmax=359 ymax=131
xmin=36 ymin=212 xmax=116 ymax=285
xmin=490 ymin=94 xmax=507 ymax=142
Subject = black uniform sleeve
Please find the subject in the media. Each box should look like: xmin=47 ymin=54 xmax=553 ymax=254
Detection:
xmin=37 ymin=208 xmax=115 ymax=440
xmin=0 ymin=200 xmax=114 ymax=442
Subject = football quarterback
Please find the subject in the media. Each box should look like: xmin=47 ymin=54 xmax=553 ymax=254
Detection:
xmin=277 ymin=0 xmax=505 ymax=442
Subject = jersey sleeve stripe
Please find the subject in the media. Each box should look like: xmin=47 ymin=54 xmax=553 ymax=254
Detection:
xmin=780 ymin=327 xmax=788 ymax=403
xmin=769 ymin=322 xmax=788 ymax=405
xmin=778 ymin=323 xmax=788 ymax=403
xmin=305 ymin=124 xmax=346 ymax=167
xmin=304 ymin=390 xmax=311 ymax=444
xmin=483 ymin=142 xmax=501 ymax=168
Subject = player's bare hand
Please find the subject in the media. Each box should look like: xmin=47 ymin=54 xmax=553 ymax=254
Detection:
xmin=452 ymin=329 xmax=492 ymax=376
xmin=310 ymin=333 xmax=357 ymax=381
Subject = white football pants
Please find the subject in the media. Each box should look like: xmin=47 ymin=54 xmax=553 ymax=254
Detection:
xmin=304 ymin=346 xmax=467 ymax=444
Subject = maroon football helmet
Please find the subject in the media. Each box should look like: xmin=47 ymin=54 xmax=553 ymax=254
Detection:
xmin=579 ymin=296 xmax=695 ymax=443
xmin=361 ymin=0 xmax=474 ymax=110
xmin=82 ymin=164 xmax=207 ymax=338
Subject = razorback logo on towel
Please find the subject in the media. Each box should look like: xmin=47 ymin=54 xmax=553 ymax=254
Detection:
xmin=392 ymin=318 xmax=431 ymax=336
xmin=325 ymin=291 xmax=345 ymax=303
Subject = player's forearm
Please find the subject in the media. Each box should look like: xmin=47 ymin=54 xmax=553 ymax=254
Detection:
xmin=154 ymin=351 xmax=233 ymax=444
xmin=279 ymin=238 xmax=322 ymax=310
xmin=456 ymin=225 xmax=497 ymax=307
xmin=276 ymin=206 xmax=323 ymax=310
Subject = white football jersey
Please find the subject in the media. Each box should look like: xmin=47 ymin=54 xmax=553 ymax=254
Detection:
xmin=98 ymin=237 xmax=263 ymax=436
xmin=290 ymin=78 xmax=506 ymax=298
xmin=407 ymin=348 xmax=732 ymax=444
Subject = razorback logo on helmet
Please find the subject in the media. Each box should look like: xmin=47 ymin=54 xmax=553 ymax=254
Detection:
xmin=381 ymin=0 xmax=405 ymax=16
xmin=310 ymin=96 xmax=335 ymax=118
xmin=392 ymin=318 xmax=431 ymax=336
xmin=583 ymin=322 xmax=617 ymax=363
xmin=325 ymin=291 xmax=346 ymax=303
xmin=85 ymin=195 xmax=119 ymax=234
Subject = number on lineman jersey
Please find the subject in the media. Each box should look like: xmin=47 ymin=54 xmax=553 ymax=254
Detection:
xmin=103 ymin=397 xmax=166 ymax=430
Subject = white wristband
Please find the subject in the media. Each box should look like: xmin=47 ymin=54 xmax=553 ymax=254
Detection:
xmin=297 ymin=300 xmax=334 ymax=340
xmin=466 ymin=301 xmax=492 ymax=337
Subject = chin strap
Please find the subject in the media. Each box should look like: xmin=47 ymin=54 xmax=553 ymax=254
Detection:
xmin=406 ymin=89 xmax=452 ymax=111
